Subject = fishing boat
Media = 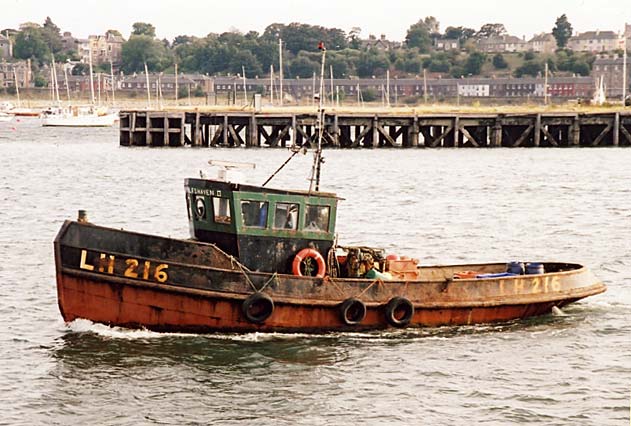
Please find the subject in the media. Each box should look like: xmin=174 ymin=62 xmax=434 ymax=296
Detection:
xmin=53 ymin=44 xmax=605 ymax=334
xmin=54 ymin=169 xmax=606 ymax=333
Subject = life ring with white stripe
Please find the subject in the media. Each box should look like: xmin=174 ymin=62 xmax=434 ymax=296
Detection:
xmin=292 ymin=248 xmax=326 ymax=278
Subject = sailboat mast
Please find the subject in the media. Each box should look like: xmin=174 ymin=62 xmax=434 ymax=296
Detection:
xmin=279 ymin=38 xmax=283 ymax=106
xmin=64 ymin=65 xmax=70 ymax=101
xmin=13 ymin=67 xmax=21 ymax=108
xmin=51 ymin=55 xmax=60 ymax=103
xmin=623 ymin=37 xmax=627 ymax=106
xmin=174 ymin=63 xmax=178 ymax=105
xmin=110 ymin=60 xmax=116 ymax=107
xmin=144 ymin=62 xmax=151 ymax=108
xmin=88 ymin=46 xmax=95 ymax=104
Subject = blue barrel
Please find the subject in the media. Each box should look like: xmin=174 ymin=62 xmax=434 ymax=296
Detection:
xmin=506 ymin=261 xmax=524 ymax=275
xmin=525 ymin=262 xmax=545 ymax=275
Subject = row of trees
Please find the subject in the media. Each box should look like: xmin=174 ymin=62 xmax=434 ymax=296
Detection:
xmin=4 ymin=15 xmax=597 ymax=81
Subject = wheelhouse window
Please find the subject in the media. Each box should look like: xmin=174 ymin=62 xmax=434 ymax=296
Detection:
xmin=241 ymin=200 xmax=268 ymax=228
xmin=274 ymin=203 xmax=299 ymax=230
xmin=212 ymin=196 xmax=232 ymax=224
xmin=304 ymin=205 xmax=330 ymax=232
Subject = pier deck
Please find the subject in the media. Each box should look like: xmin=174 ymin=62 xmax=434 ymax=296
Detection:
xmin=119 ymin=109 xmax=631 ymax=148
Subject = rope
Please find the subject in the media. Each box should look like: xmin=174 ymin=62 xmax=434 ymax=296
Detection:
xmin=230 ymin=255 xmax=278 ymax=294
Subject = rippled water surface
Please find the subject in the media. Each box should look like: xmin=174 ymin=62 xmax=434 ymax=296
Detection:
xmin=0 ymin=117 xmax=629 ymax=425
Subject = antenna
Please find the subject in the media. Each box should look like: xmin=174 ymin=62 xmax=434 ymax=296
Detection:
xmin=309 ymin=41 xmax=327 ymax=193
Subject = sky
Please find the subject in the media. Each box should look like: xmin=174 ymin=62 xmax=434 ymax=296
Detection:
xmin=3 ymin=0 xmax=630 ymax=41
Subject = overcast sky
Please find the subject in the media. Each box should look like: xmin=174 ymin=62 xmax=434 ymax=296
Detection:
xmin=3 ymin=0 xmax=630 ymax=41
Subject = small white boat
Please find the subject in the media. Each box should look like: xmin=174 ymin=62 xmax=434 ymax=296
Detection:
xmin=0 ymin=112 xmax=13 ymax=122
xmin=42 ymin=105 xmax=118 ymax=127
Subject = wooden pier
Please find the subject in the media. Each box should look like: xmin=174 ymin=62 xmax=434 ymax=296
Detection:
xmin=119 ymin=110 xmax=631 ymax=148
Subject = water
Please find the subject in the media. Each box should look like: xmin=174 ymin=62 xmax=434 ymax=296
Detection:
xmin=0 ymin=117 xmax=630 ymax=425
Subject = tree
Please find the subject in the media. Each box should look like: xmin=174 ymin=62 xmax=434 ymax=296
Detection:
xmin=106 ymin=29 xmax=122 ymax=38
xmin=42 ymin=17 xmax=63 ymax=53
xmin=476 ymin=23 xmax=507 ymax=39
xmin=444 ymin=26 xmax=475 ymax=43
xmin=356 ymin=49 xmax=389 ymax=77
xmin=514 ymin=60 xmax=543 ymax=77
xmin=121 ymin=35 xmax=170 ymax=73
xmin=131 ymin=22 xmax=156 ymax=38
xmin=492 ymin=53 xmax=508 ymax=69
xmin=348 ymin=27 xmax=362 ymax=49
xmin=552 ymin=14 xmax=573 ymax=49
xmin=464 ymin=52 xmax=486 ymax=75
xmin=13 ymin=27 xmax=50 ymax=64
xmin=288 ymin=53 xmax=319 ymax=78
xmin=71 ymin=63 xmax=90 ymax=75
xmin=405 ymin=18 xmax=433 ymax=52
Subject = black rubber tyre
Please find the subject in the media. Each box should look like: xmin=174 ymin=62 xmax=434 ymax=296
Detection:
xmin=242 ymin=292 xmax=274 ymax=324
xmin=384 ymin=297 xmax=414 ymax=328
xmin=339 ymin=298 xmax=367 ymax=325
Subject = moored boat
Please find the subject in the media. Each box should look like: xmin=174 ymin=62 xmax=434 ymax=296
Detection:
xmin=42 ymin=105 xmax=118 ymax=127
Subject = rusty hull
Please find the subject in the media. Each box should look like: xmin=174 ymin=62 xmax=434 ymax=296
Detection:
xmin=54 ymin=221 xmax=606 ymax=333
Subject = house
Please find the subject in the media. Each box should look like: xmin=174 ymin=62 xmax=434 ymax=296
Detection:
xmin=118 ymin=73 xmax=200 ymax=95
xmin=476 ymin=35 xmax=527 ymax=53
xmin=362 ymin=34 xmax=399 ymax=51
xmin=61 ymin=32 xmax=78 ymax=54
xmin=567 ymin=31 xmax=623 ymax=53
xmin=79 ymin=33 xmax=125 ymax=66
xmin=0 ymin=34 xmax=12 ymax=60
xmin=528 ymin=33 xmax=557 ymax=53
xmin=0 ymin=60 xmax=32 ymax=89
xmin=434 ymin=38 xmax=460 ymax=51
xmin=592 ymin=55 xmax=631 ymax=98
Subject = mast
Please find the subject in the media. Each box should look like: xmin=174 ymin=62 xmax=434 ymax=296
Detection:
xmin=423 ymin=68 xmax=428 ymax=103
xmin=63 ymin=64 xmax=70 ymax=101
xmin=279 ymin=38 xmax=283 ymax=106
xmin=88 ymin=46 xmax=95 ymax=105
xmin=110 ymin=60 xmax=116 ymax=107
xmin=51 ymin=55 xmax=60 ymax=104
xmin=544 ymin=62 xmax=549 ymax=105
xmin=309 ymin=42 xmax=327 ymax=193
xmin=144 ymin=62 xmax=151 ymax=108
xmin=330 ymin=65 xmax=334 ymax=106
xmin=13 ymin=67 xmax=21 ymax=108
xmin=242 ymin=65 xmax=248 ymax=105
xmin=386 ymin=69 xmax=390 ymax=107
xmin=97 ymin=73 xmax=102 ymax=105
xmin=270 ymin=65 xmax=274 ymax=104
xmin=623 ymin=37 xmax=627 ymax=105
xmin=174 ymin=63 xmax=178 ymax=105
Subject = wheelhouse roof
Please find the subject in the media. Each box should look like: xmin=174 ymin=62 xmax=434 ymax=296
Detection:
xmin=186 ymin=178 xmax=343 ymax=200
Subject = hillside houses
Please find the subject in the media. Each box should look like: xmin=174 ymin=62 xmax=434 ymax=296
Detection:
xmin=567 ymin=31 xmax=624 ymax=53
xmin=528 ymin=33 xmax=557 ymax=53
xmin=0 ymin=60 xmax=32 ymax=89
xmin=476 ymin=35 xmax=527 ymax=53
xmin=592 ymin=55 xmax=631 ymax=97
xmin=0 ymin=34 xmax=12 ymax=60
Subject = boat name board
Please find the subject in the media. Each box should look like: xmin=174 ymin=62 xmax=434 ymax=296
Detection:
xmin=79 ymin=249 xmax=169 ymax=283
xmin=188 ymin=187 xmax=223 ymax=197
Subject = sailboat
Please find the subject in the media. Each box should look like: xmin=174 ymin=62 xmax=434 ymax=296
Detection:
xmin=42 ymin=52 xmax=118 ymax=127
xmin=10 ymin=67 xmax=41 ymax=117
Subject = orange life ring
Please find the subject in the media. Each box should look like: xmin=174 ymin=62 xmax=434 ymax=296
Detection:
xmin=292 ymin=248 xmax=326 ymax=278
